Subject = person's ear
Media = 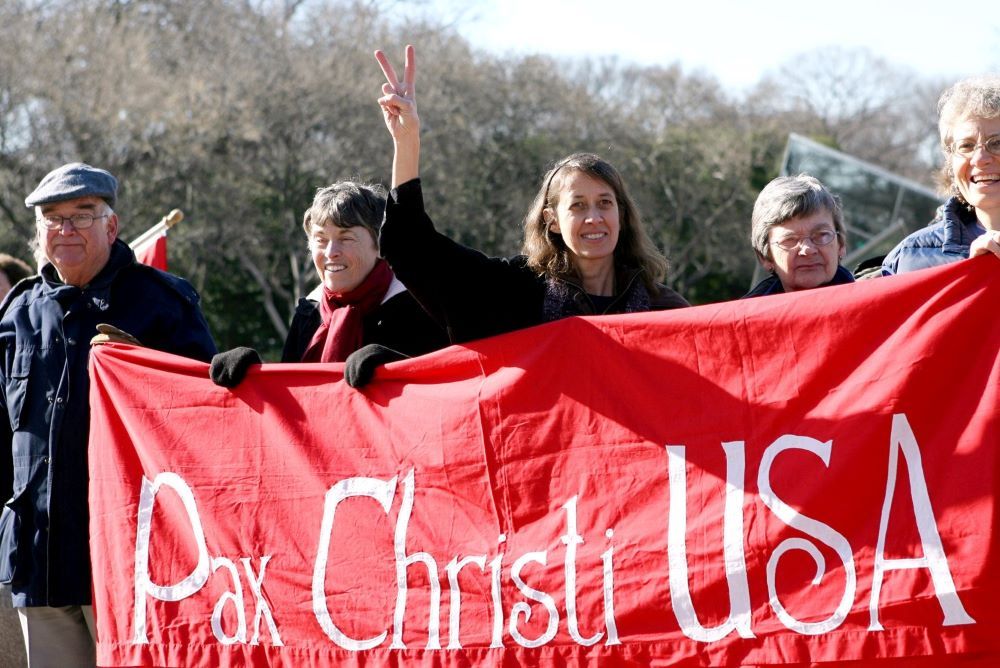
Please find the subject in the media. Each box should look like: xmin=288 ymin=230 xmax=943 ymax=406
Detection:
xmin=755 ymin=250 xmax=774 ymax=274
xmin=543 ymin=208 xmax=559 ymax=234
xmin=106 ymin=213 xmax=119 ymax=243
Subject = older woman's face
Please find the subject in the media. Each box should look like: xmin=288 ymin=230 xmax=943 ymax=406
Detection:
xmin=950 ymin=116 xmax=1000 ymax=220
xmin=308 ymin=222 xmax=379 ymax=294
xmin=765 ymin=210 xmax=843 ymax=293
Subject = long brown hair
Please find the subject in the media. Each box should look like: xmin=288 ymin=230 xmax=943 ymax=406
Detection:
xmin=522 ymin=153 xmax=667 ymax=291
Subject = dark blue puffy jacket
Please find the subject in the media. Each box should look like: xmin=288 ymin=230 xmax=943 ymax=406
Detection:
xmin=0 ymin=239 xmax=216 ymax=607
xmin=882 ymin=197 xmax=985 ymax=275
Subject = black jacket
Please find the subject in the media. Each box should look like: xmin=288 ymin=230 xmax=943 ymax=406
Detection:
xmin=281 ymin=278 xmax=448 ymax=362
xmin=741 ymin=264 xmax=855 ymax=299
xmin=0 ymin=240 xmax=216 ymax=606
xmin=380 ymin=179 xmax=689 ymax=344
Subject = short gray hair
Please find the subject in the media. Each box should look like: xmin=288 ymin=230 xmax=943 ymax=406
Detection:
xmin=750 ymin=175 xmax=845 ymax=260
xmin=301 ymin=181 xmax=386 ymax=245
xmin=938 ymin=75 xmax=1000 ymax=148
xmin=936 ymin=76 xmax=1000 ymax=198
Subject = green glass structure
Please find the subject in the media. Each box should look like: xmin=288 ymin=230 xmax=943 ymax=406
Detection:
xmin=780 ymin=133 xmax=944 ymax=269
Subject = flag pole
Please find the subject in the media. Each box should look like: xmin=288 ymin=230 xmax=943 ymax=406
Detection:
xmin=129 ymin=209 xmax=184 ymax=251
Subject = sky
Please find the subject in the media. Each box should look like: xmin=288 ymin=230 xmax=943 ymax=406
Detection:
xmin=425 ymin=0 xmax=1000 ymax=92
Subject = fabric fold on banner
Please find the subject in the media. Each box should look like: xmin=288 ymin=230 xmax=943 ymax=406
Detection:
xmin=89 ymin=257 xmax=1000 ymax=667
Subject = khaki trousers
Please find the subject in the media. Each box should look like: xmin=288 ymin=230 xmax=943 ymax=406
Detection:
xmin=17 ymin=605 xmax=95 ymax=668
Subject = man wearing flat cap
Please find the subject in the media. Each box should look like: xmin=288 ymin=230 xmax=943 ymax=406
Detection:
xmin=0 ymin=163 xmax=216 ymax=665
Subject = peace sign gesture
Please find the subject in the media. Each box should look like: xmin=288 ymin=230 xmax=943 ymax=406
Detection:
xmin=375 ymin=45 xmax=419 ymax=144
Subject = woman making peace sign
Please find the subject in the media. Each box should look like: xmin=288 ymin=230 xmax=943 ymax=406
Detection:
xmin=372 ymin=45 xmax=687 ymax=348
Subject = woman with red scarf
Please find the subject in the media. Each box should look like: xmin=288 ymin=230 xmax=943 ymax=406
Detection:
xmin=209 ymin=181 xmax=447 ymax=387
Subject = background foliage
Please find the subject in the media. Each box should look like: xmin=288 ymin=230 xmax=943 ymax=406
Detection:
xmin=0 ymin=0 xmax=947 ymax=356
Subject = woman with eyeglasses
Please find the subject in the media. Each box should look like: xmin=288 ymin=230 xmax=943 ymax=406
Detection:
xmin=882 ymin=75 xmax=1000 ymax=274
xmin=743 ymin=174 xmax=853 ymax=298
xmin=370 ymin=46 xmax=688 ymax=348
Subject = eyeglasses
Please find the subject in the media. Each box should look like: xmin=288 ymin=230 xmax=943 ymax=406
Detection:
xmin=949 ymin=136 xmax=1000 ymax=158
xmin=38 ymin=213 xmax=109 ymax=230
xmin=769 ymin=229 xmax=838 ymax=252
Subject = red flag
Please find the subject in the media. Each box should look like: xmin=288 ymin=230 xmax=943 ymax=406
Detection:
xmin=88 ymin=258 xmax=1000 ymax=667
xmin=130 ymin=209 xmax=181 ymax=271
xmin=132 ymin=229 xmax=168 ymax=271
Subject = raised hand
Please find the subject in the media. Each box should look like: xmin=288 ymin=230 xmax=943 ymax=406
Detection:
xmin=375 ymin=45 xmax=419 ymax=186
xmin=375 ymin=46 xmax=418 ymax=142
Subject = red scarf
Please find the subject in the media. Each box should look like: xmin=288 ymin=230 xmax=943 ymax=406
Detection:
xmin=301 ymin=259 xmax=394 ymax=363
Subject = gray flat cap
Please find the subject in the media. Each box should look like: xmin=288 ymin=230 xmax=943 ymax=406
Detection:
xmin=25 ymin=162 xmax=118 ymax=209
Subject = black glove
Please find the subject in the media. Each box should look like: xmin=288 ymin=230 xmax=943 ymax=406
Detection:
xmin=344 ymin=344 xmax=408 ymax=388
xmin=210 ymin=347 xmax=262 ymax=388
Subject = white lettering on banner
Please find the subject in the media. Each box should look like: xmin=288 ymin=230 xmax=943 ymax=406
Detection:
xmin=243 ymin=557 xmax=283 ymax=646
xmin=312 ymin=475 xmax=397 ymax=650
xmin=489 ymin=535 xmax=506 ymax=649
xmin=759 ymin=435 xmax=857 ymax=635
xmin=210 ymin=557 xmax=283 ymax=646
xmin=445 ymin=555 xmax=487 ymax=649
xmin=509 ymin=550 xmax=559 ymax=647
xmin=210 ymin=557 xmax=246 ymax=644
xmin=600 ymin=530 xmax=622 ymax=646
xmin=392 ymin=469 xmax=442 ymax=650
xmin=131 ymin=472 xmax=281 ymax=646
xmin=130 ymin=413 xmax=974 ymax=651
xmin=868 ymin=413 xmax=975 ymax=630
xmin=562 ymin=496 xmax=604 ymax=646
xmin=667 ymin=441 xmax=754 ymax=642
xmin=305 ymin=470 xmax=619 ymax=650
xmin=133 ymin=472 xmax=210 ymax=644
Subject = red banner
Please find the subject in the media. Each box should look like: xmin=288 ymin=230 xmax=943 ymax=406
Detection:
xmin=89 ymin=258 xmax=1000 ymax=667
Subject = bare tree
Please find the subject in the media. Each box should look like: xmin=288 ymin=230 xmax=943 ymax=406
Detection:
xmin=0 ymin=1 xmax=958 ymax=351
xmin=751 ymin=46 xmax=941 ymax=184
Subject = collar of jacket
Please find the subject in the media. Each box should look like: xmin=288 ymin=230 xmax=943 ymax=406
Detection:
xmin=544 ymin=265 xmax=648 ymax=320
xmin=564 ymin=264 xmax=644 ymax=299
xmin=941 ymin=196 xmax=986 ymax=255
xmin=742 ymin=264 xmax=855 ymax=299
xmin=299 ymin=276 xmax=406 ymax=311
xmin=39 ymin=238 xmax=136 ymax=310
